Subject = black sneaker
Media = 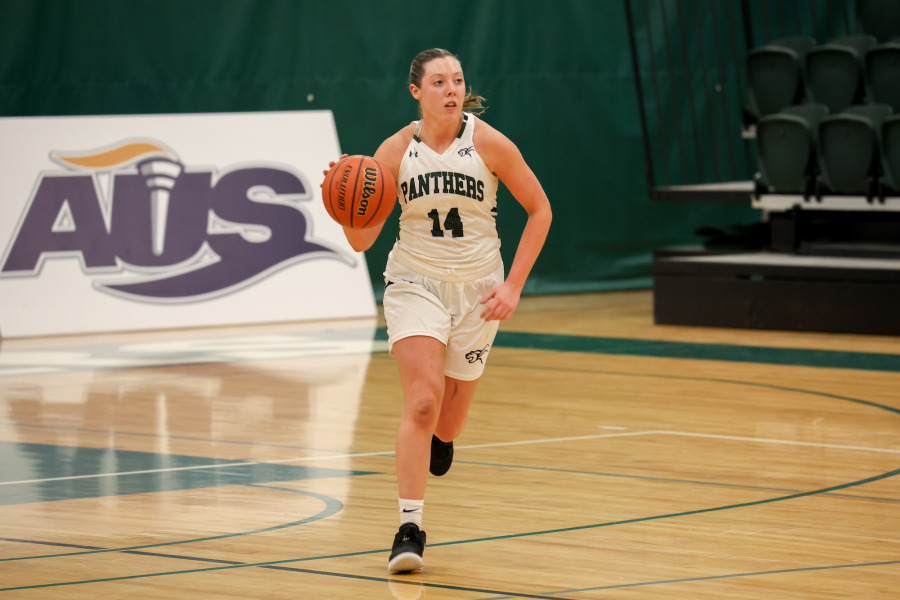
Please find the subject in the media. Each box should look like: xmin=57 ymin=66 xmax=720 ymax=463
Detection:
xmin=430 ymin=435 xmax=453 ymax=476
xmin=388 ymin=523 xmax=426 ymax=573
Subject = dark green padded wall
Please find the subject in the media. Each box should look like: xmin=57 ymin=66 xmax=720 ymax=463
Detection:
xmin=0 ymin=0 xmax=755 ymax=297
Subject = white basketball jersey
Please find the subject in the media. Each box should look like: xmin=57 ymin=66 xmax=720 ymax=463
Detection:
xmin=395 ymin=113 xmax=500 ymax=271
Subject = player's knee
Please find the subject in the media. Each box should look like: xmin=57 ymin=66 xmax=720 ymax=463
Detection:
xmin=404 ymin=392 xmax=441 ymax=428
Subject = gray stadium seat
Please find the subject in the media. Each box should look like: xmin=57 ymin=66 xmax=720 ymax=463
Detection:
xmin=806 ymin=35 xmax=876 ymax=113
xmin=746 ymin=36 xmax=816 ymax=122
xmin=756 ymin=104 xmax=829 ymax=196
xmin=881 ymin=115 xmax=900 ymax=193
xmin=817 ymin=103 xmax=893 ymax=196
xmin=865 ymin=38 xmax=900 ymax=112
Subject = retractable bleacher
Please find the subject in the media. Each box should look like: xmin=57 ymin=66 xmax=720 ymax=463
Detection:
xmin=653 ymin=1 xmax=900 ymax=335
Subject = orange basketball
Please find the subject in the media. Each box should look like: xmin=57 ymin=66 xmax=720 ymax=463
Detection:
xmin=321 ymin=155 xmax=397 ymax=229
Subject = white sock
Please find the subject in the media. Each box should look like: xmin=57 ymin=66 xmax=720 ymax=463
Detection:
xmin=399 ymin=498 xmax=424 ymax=529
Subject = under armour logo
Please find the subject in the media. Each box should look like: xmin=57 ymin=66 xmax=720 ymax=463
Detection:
xmin=409 ymin=150 xmax=418 ymax=157
xmin=458 ymin=146 xmax=474 ymax=157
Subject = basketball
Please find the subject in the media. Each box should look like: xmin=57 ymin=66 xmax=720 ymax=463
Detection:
xmin=321 ymin=155 xmax=397 ymax=229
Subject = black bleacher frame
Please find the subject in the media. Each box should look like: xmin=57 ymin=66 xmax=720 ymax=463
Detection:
xmin=625 ymin=0 xmax=900 ymax=335
xmin=625 ymin=0 xmax=858 ymax=203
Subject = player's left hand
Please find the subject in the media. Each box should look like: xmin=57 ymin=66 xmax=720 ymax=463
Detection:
xmin=480 ymin=282 xmax=520 ymax=321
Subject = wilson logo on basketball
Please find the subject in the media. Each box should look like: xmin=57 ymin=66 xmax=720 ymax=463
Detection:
xmin=0 ymin=138 xmax=338 ymax=302
xmin=357 ymin=167 xmax=378 ymax=216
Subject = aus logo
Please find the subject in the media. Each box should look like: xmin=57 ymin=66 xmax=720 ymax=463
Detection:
xmin=0 ymin=138 xmax=344 ymax=302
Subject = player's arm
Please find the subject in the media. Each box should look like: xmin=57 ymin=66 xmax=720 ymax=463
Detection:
xmin=339 ymin=128 xmax=410 ymax=252
xmin=476 ymin=121 xmax=552 ymax=319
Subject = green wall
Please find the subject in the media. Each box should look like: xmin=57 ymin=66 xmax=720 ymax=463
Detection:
xmin=0 ymin=0 xmax=755 ymax=297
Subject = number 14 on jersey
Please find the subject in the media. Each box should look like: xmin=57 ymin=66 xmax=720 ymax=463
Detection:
xmin=428 ymin=208 xmax=464 ymax=238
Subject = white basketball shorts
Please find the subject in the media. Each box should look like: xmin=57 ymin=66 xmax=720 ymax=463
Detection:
xmin=382 ymin=252 xmax=503 ymax=381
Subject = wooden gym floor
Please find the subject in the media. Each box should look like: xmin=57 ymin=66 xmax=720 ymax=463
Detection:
xmin=1 ymin=290 xmax=898 ymax=598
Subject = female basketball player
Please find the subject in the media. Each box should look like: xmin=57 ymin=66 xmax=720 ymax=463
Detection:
xmin=335 ymin=48 xmax=551 ymax=573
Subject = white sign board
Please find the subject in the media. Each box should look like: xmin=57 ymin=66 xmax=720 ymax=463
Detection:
xmin=0 ymin=111 xmax=374 ymax=338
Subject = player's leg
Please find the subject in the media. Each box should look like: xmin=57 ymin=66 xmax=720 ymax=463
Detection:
xmin=429 ymin=377 xmax=479 ymax=476
xmin=393 ymin=334 xmax=447 ymax=499
xmin=388 ymin=334 xmax=445 ymax=573
xmin=435 ymin=376 xmax=479 ymax=441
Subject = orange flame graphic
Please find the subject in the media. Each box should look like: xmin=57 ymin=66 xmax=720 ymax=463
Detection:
xmin=51 ymin=140 xmax=177 ymax=171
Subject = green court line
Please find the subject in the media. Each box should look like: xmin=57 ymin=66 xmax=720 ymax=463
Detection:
xmin=429 ymin=467 xmax=900 ymax=548
xmin=4 ymin=466 xmax=897 ymax=592
xmin=376 ymin=328 xmax=900 ymax=373
xmin=0 ymin=485 xmax=343 ymax=563
xmin=2 ymin=327 xmax=897 ymax=377
xmin=4 ymin=336 xmax=898 ymax=593
xmin=479 ymin=560 xmax=900 ymax=598
xmin=453 ymin=460 xmax=900 ymax=503
xmin=4 ymin=369 xmax=898 ymax=563
xmin=495 ymin=330 xmax=900 ymax=372
xmin=0 ymin=556 xmax=564 ymax=600
xmin=484 ymin=360 xmax=900 ymax=417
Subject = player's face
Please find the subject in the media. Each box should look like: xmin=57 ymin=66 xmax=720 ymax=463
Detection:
xmin=410 ymin=56 xmax=465 ymax=121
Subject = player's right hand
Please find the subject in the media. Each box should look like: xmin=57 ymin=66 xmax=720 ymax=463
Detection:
xmin=321 ymin=154 xmax=350 ymax=182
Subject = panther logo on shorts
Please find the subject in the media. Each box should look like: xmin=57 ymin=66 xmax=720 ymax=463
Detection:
xmin=465 ymin=344 xmax=490 ymax=364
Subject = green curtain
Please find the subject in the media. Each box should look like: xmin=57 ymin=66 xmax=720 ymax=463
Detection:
xmin=1 ymin=0 xmax=760 ymax=298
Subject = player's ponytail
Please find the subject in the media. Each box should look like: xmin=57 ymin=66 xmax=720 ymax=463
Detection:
xmin=462 ymin=88 xmax=487 ymax=115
